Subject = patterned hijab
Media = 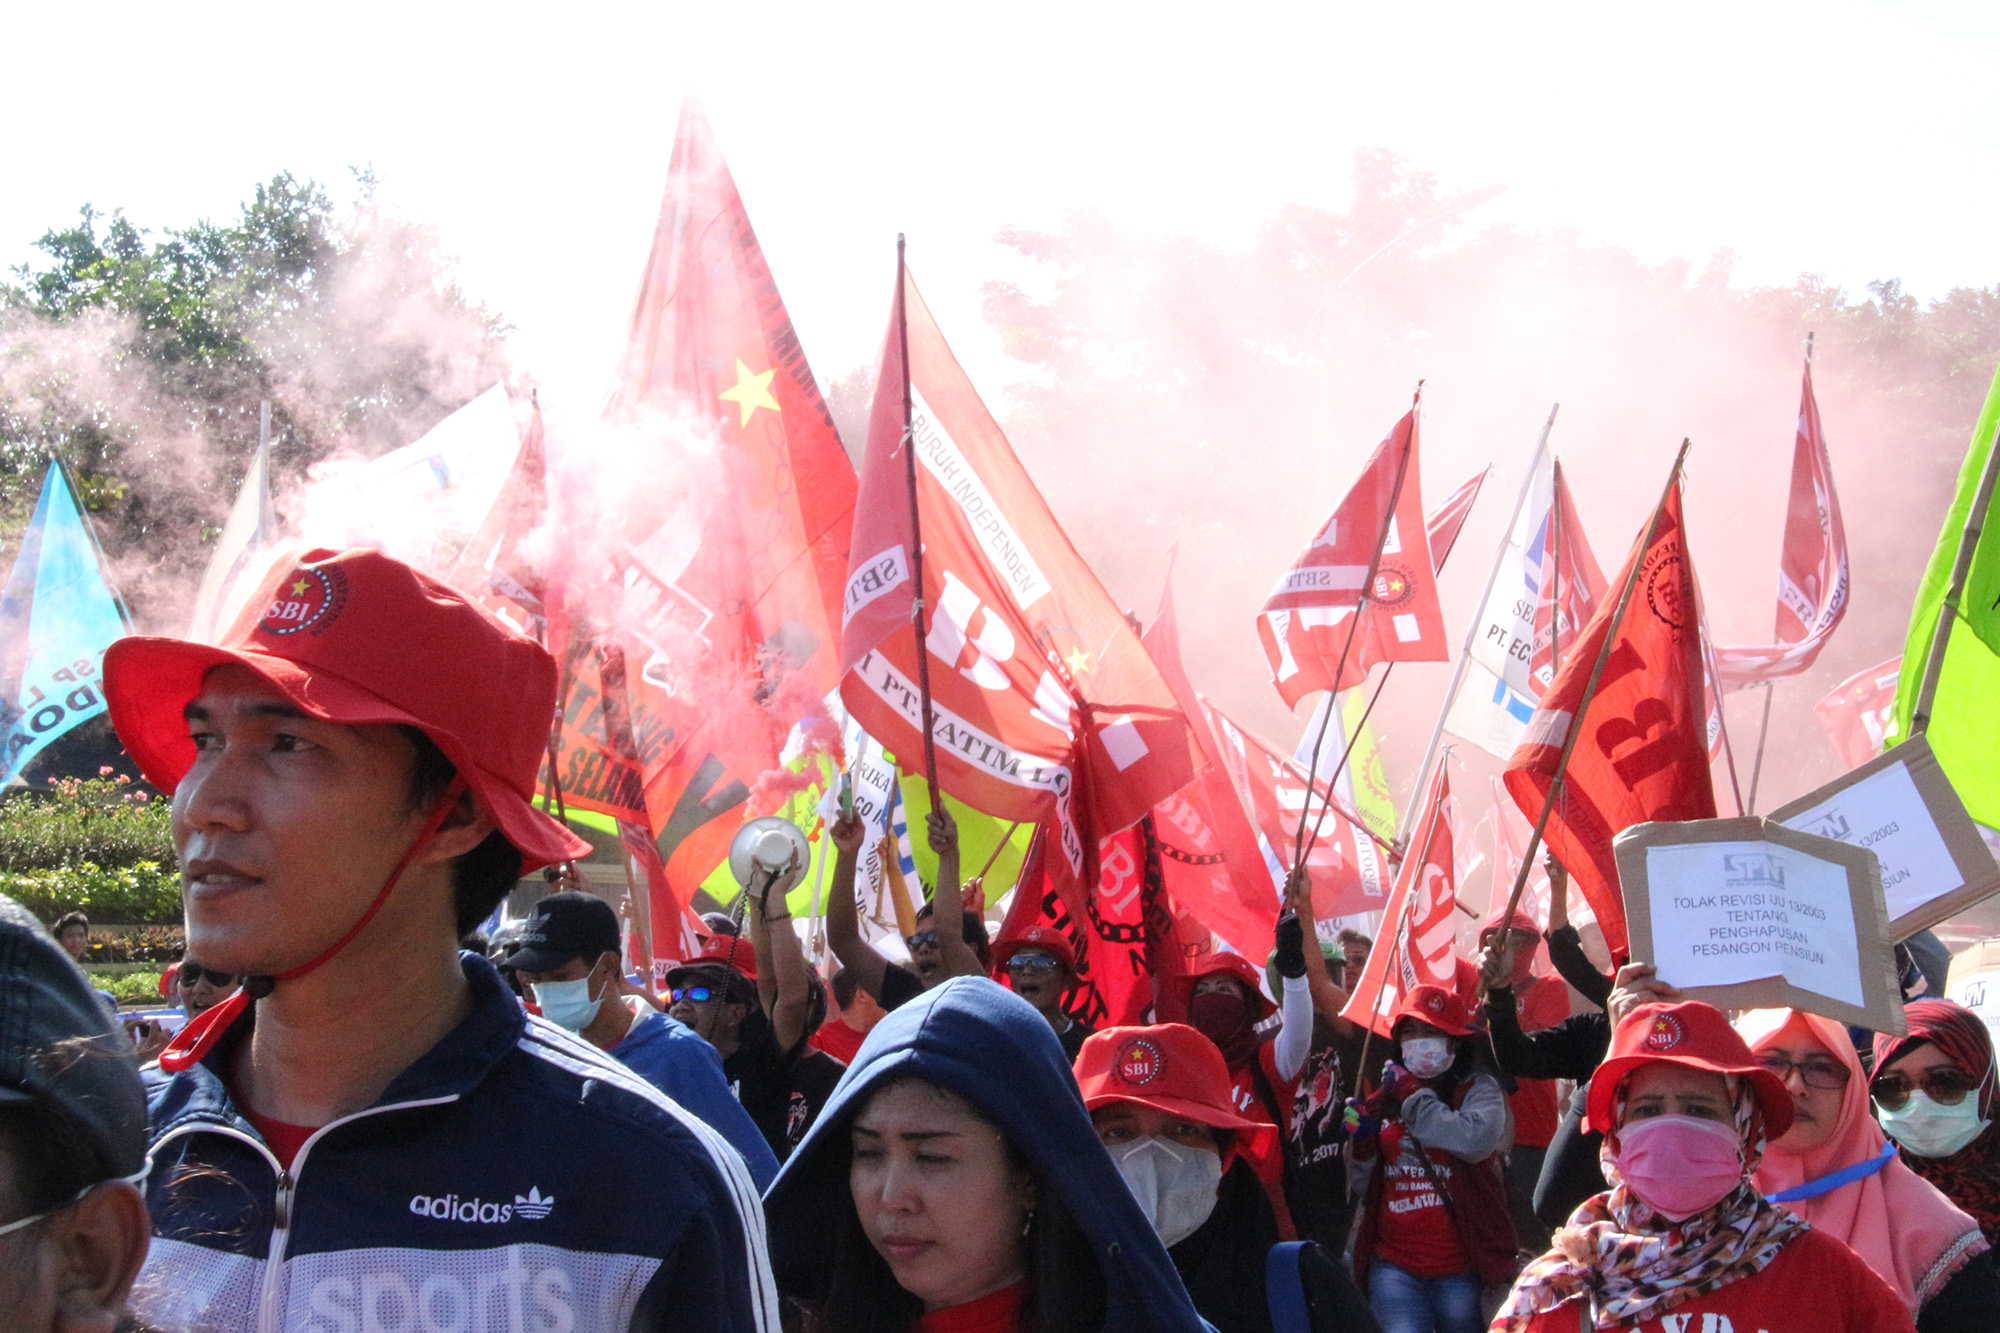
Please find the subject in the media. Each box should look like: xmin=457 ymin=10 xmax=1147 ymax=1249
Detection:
xmin=1874 ymin=999 xmax=2000 ymax=1249
xmin=1494 ymin=1067 xmax=1807 ymax=1331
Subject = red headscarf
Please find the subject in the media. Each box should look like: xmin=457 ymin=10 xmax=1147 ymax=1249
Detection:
xmin=1874 ymin=999 xmax=2000 ymax=1249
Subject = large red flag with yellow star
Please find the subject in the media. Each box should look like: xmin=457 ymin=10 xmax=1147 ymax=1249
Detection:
xmin=580 ymin=101 xmax=856 ymax=942
xmin=840 ymin=264 xmax=1193 ymax=896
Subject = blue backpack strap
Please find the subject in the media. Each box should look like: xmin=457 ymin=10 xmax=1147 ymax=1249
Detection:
xmin=1265 ymin=1240 xmax=1312 ymax=1333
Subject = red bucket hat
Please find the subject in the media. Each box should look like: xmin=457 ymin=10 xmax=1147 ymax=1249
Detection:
xmin=103 ymin=548 xmax=591 ymax=873
xmin=1173 ymin=950 xmax=1278 ymax=1023
xmin=664 ymin=941 xmax=759 ymax=986
xmin=990 ymin=925 xmax=1076 ymax=974
xmin=1076 ymin=1023 xmax=1274 ymax=1158
xmin=1389 ymin=983 xmax=1476 ymax=1038
xmin=1586 ymin=1001 xmax=1793 ymax=1138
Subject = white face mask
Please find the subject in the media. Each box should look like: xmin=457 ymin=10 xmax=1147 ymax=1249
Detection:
xmin=1402 ymin=1036 xmax=1454 ymax=1078
xmin=532 ymin=976 xmax=604 ymax=1032
xmin=1880 ymin=1089 xmax=1992 ymax=1158
xmin=1109 ymin=1135 xmax=1223 ymax=1248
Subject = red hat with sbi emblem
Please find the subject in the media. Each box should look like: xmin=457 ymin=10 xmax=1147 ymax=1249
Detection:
xmin=1075 ymin=1023 xmax=1272 ymax=1156
xmin=990 ymin=925 xmax=1077 ymax=974
xmin=102 ymin=547 xmax=591 ymax=873
xmin=1586 ymin=1001 xmax=1792 ymax=1138
xmin=1389 ymin=983 xmax=1477 ymax=1038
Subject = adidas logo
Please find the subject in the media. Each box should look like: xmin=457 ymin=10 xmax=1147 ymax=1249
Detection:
xmin=406 ymin=1188 xmax=554 ymax=1223
xmin=513 ymin=1187 xmax=555 ymax=1220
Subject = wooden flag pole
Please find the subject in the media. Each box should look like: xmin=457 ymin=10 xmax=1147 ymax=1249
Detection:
xmin=1298 ymin=673 xmax=1402 ymax=861
xmin=1912 ymin=420 xmax=2000 ymax=734
xmin=972 ymin=820 xmax=1024 ymax=884
xmin=1393 ymin=404 xmax=1560 ymax=859
xmin=895 ymin=236 xmax=943 ymax=807
xmin=1293 ymin=383 xmax=1423 ymax=863
xmin=1744 ymin=681 xmax=1776 ymax=814
xmin=1497 ymin=440 xmax=1691 ymax=929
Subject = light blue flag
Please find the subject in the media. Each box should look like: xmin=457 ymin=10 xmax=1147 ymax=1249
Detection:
xmin=0 ymin=464 xmax=130 ymax=782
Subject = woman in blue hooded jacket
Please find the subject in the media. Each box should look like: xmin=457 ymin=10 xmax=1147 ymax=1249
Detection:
xmin=764 ymin=976 xmax=1211 ymax=1333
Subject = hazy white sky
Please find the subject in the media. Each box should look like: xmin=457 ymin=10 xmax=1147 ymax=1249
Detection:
xmin=10 ymin=0 xmax=1998 ymax=414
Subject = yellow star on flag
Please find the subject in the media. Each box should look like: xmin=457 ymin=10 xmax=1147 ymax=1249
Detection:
xmin=1063 ymin=647 xmax=1093 ymax=677
xmin=718 ymin=359 xmax=781 ymax=428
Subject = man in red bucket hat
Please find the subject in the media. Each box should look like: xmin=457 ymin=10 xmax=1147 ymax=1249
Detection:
xmin=990 ymin=925 xmax=1095 ymax=1060
xmin=1493 ymin=1000 xmax=1915 ymax=1332
xmin=103 ymin=549 xmax=778 ymax=1332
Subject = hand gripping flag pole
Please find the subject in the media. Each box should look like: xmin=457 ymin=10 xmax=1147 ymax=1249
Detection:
xmin=1496 ymin=440 xmax=1690 ymax=930
xmin=1292 ymin=382 xmax=1423 ymax=865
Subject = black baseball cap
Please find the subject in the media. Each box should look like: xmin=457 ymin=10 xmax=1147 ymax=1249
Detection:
xmin=508 ymin=892 xmax=621 ymax=974
xmin=0 ymin=895 xmax=148 ymax=1179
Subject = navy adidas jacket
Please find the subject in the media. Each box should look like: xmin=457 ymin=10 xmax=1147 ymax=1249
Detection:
xmin=128 ymin=954 xmax=778 ymax=1332
xmin=765 ymin=976 xmax=1212 ymax=1331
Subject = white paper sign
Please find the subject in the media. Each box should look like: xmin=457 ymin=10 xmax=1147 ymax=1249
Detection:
xmin=1778 ymin=762 xmax=1962 ymax=923
xmin=1643 ymin=841 xmax=1865 ymax=1006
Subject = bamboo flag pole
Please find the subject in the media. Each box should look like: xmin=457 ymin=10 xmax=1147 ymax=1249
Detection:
xmin=1743 ymin=332 xmax=1814 ymax=810
xmin=1392 ymin=404 xmax=1560 ymax=858
xmin=1910 ymin=394 xmax=2000 ymax=734
xmin=971 ymin=820 xmax=1024 ymax=884
xmin=895 ymin=236 xmax=943 ymax=807
xmin=1292 ymin=384 xmax=1424 ymax=862
xmin=1298 ymin=677 xmax=1403 ymax=860
xmin=1496 ymin=440 xmax=1691 ymax=929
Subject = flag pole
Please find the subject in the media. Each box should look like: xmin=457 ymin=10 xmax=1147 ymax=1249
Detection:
xmin=1351 ymin=761 xmax=1447 ymax=1081
xmin=895 ymin=236 xmax=944 ymax=806
xmin=1912 ymin=435 xmax=2000 ymax=731
xmin=1696 ymin=599 xmax=1748 ymax=816
xmin=1298 ymin=675 xmax=1402 ymax=859
xmin=1497 ymin=440 xmax=1691 ymax=928
xmin=1293 ymin=383 xmax=1424 ymax=862
xmin=1393 ymin=404 xmax=1560 ymax=858
xmin=1745 ymin=681 xmax=1776 ymax=813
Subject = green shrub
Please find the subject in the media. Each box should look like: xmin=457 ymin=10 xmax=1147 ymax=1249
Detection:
xmin=77 ymin=924 xmax=186 ymax=964
xmin=1 ymin=861 xmax=183 ymax=927
xmin=96 ymin=970 xmax=170 ymax=1004
xmin=0 ymin=774 xmax=175 ymax=874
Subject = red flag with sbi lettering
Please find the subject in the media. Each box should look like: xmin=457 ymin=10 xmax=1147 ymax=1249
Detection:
xmin=1715 ymin=358 xmax=1850 ymax=685
xmin=586 ymin=101 xmax=857 ymax=946
xmin=1816 ymin=656 xmax=1903 ymax=768
xmin=1259 ymin=405 xmax=1448 ymax=706
xmin=840 ymin=265 xmax=1193 ymax=895
xmin=1504 ymin=477 xmax=1715 ymax=960
xmin=1339 ymin=764 xmax=1458 ymax=1036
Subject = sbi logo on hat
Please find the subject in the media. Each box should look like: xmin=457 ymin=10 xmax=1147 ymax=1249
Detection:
xmin=1644 ymin=1014 xmax=1684 ymax=1051
xmin=1116 ymin=1037 xmax=1165 ymax=1085
xmin=261 ymin=566 xmax=346 ymax=637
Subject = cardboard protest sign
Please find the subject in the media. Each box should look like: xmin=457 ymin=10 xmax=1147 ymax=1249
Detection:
xmin=1946 ymin=939 xmax=2000 ymax=1051
xmin=1770 ymin=735 xmax=2000 ymax=941
xmin=1615 ymin=817 xmax=1905 ymax=1034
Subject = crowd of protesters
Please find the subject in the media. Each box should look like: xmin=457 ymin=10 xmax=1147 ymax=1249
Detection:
xmin=7 ymin=547 xmax=2000 ymax=1332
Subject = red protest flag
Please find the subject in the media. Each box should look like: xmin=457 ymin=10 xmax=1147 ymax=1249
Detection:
xmin=840 ymin=262 xmax=1193 ymax=896
xmin=1339 ymin=763 xmax=1460 ymax=1036
xmin=1206 ymin=702 xmax=1391 ymax=922
xmin=594 ymin=101 xmax=858 ymax=908
xmin=1258 ymin=404 xmax=1449 ymax=707
xmin=1503 ymin=459 xmax=1715 ymax=960
xmin=1715 ymin=350 xmax=1850 ymax=686
xmin=1815 ymin=656 xmax=1903 ymax=768
xmin=1137 ymin=569 xmax=1287 ymax=958
xmin=1426 ymin=468 xmax=1489 ymax=572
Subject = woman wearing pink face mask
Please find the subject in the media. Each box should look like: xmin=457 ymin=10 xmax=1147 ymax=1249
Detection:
xmin=1736 ymin=1008 xmax=1996 ymax=1332
xmin=1494 ymin=1001 xmax=1915 ymax=1332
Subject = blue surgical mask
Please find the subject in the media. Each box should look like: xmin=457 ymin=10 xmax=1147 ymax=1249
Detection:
xmin=1880 ymin=1090 xmax=1991 ymax=1158
xmin=532 ymin=977 xmax=604 ymax=1032
xmin=1402 ymin=1036 xmax=1454 ymax=1078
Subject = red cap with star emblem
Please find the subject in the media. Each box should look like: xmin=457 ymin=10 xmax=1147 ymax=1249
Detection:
xmin=103 ymin=547 xmax=592 ymax=873
xmin=1075 ymin=1023 xmax=1273 ymax=1160
xmin=1586 ymin=1000 xmax=1792 ymax=1138
xmin=989 ymin=925 xmax=1077 ymax=975
xmin=1389 ymin=983 xmax=1477 ymax=1038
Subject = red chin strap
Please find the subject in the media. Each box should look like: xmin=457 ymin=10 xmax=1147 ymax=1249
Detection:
xmin=160 ymin=777 xmax=470 ymax=1074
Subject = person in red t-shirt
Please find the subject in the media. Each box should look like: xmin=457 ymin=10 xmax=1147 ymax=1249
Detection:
xmin=811 ymin=966 xmax=886 ymax=1064
xmin=1491 ymin=1000 xmax=1916 ymax=1333
xmin=1476 ymin=908 xmax=1569 ymax=1255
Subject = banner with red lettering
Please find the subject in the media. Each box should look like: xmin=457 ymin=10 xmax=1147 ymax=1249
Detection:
xmin=839 ymin=265 xmax=1193 ymax=896
xmin=1339 ymin=764 xmax=1458 ymax=1036
xmin=1815 ymin=656 xmax=1904 ymax=769
xmin=1258 ymin=405 xmax=1448 ymax=706
xmin=1504 ymin=477 xmax=1716 ymax=960
xmin=1715 ymin=357 xmax=1850 ymax=685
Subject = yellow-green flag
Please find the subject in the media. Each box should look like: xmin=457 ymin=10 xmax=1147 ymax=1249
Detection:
xmin=1887 ymin=360 xmax=2000 ymax=827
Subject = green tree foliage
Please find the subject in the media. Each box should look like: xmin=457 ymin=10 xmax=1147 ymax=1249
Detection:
xmin=0 ymin=173 xmax=509 ymax=623
xmin=981 ymin=151 xmax=2000 ymax=801
xmin=0 ymin=772 xmax=179 ymax=926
